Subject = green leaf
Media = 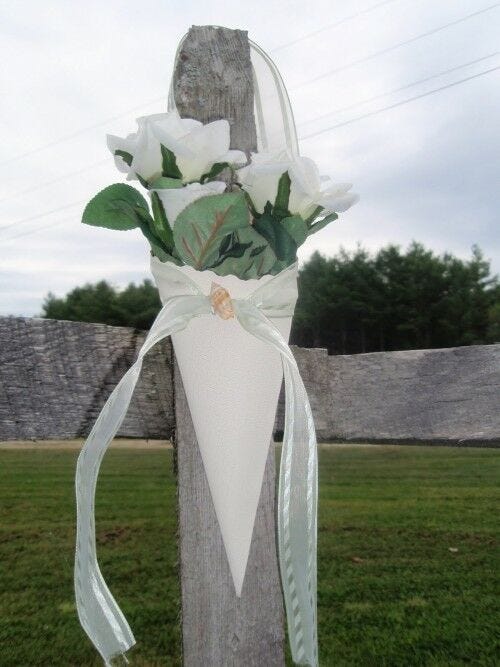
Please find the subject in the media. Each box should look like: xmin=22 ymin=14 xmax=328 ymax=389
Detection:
xmin=253 ymin=212 xmax=297 ymax=263
xmin=103 ymin=199 xmax=169 ymax=264
xmin=171 ymin=245 xmax=183 ymax=263
xmin=114 ymin=149 xmax=133 ymax=167
xmin=212 ymin=226 xmax=278 ymax=278
xmin=263 ymin=201 xmax=273 ymax=216
xmin=133 ymin=205 xmax=155 ymax=228
xmin=137 ymin=217 xmax=162 ymax=247
xmin=282 ymin=215 xmax=308 ymax=247
xmin=149 ymin=176 xmax=183 ymax=190
xmin=150 ymin=191 xmax=174 ymax=251
xmin=209 ymin=239 xmax=252 ymax=269
xmin=268 ymin=257 xmax=290 ymax=275
xmin=82 ymin=184 xmax=150 ymax=230
xmin=136 ymin=173 xmax=149 ymax=189
xmin=148 ymin=237 xmax=181 ymax=264
xmin=243 ymin=191 xmax=258 ymax=218
xmin=273 ymin=171 xmax=291 ymax=220
xmin=136 ymin=216 xmax=181 ymax=265
xmin=304 ymin=205 xmax=323 ymax=226
xmin=308 ymin=212 xmax=338 ymax=236
xmin=150 ymin=244 xmax=183 ymax=265
xmin=250 ymin=245 xmax=267 ymax=257
xmin=219 ymin=233 xmax=234 ymax=255
xmin=160 ymin=145 xmax=183 ymax=179
xmin=200 ymin=162 xmax=230 ymax=183
xmin=174 ymin=192 xmax=250 ymax=270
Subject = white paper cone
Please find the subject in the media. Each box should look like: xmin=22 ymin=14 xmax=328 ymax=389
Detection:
xmin=151 ymin=257 xmax=294 ymax=596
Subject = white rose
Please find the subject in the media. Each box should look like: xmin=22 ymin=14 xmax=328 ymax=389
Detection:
xmin=107 ymin=110 xmax=246 ymax=184
xmin=289 ymin=157 xmax=359 ymax=219
xmin=238 ymin=151 xmax=359 ymax=218
xmin=237 ymin=150 xmax=292 ymax=214
xmin=152 ymin=181 xmax=226 ymax=224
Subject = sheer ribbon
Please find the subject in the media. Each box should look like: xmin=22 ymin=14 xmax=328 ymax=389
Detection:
xmin=74 ymin=261 xmax=318 ymax=667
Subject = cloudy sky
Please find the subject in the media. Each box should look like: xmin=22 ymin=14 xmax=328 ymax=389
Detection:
xmin=1 ymin=0 xmax=499 ymax=316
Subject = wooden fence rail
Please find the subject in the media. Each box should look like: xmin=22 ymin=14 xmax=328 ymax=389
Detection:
xmin=1 ymin=315 xmax=499 ymax=446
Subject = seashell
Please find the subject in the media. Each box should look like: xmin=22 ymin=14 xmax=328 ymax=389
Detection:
xmin=210 ymin=282 xmax=235 ymax=320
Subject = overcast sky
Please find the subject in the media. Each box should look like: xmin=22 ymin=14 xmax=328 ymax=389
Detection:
xmin=1 ymin=0 xmax=499 ymax=316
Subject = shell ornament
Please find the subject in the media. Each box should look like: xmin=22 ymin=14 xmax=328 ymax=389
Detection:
xmin=210 ymin=282 xmax=235 ymax=320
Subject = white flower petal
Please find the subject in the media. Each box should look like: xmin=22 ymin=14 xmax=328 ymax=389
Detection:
xmin=318 ymin=191 xmax=360 ymax=213
xmin=289 ymin=157 xmax=321 ymax=197
xmin=321 ymin=182 xmax=353 ymax=196
xmin=175 ymin=121 xmax=227 ymax=182
xmin=106 ymin=133 xmax=138 ymax=175
xmin=151 ymin=118 xmax=231 ymax=182
xmin=129 ymin=123 xmax=163 ymax=182
xmin=204 ymin=119 xmax=231 ymax=154
xmin=238 ymin=165 xmax=287 ymax=213
xmin=237 ymin=149 xmax=293 ymax=212
xmin=288 ymin=156 xmax=359 ymax=217
xmin=139 ymin=111 xmax=201 ymax=138
xmin=177 ymin=115 xmax=203 ymax=134
xmin=223 ymin=149 xmax=247 ymax=166
xmin=250 ymin=149 xmax=293 ymax=165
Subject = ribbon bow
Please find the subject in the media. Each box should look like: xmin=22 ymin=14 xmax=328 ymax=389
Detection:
xmin=75 ymin=261 xmax=318 ymax=667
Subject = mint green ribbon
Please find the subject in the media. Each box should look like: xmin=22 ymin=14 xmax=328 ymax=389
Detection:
xmin=75 ymin=262 xmax=318 ymax=666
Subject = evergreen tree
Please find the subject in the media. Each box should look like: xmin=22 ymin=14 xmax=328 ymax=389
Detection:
xmin=42 ymin=279 xmax=161 ymax=329
xmin=291 ymin=244 xmax=499 ymax=353
xmin=42 ymin=244 xmax=500 ymax=353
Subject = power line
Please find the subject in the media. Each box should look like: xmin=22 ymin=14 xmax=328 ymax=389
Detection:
xmin=2 ymin=21 xmax=499 ymax=239
xmin=0 ymin=158 xmax=109 ymax=206
xmin=2 ymin=65 xmax=500 ymax=241
xmin=0 ymin=4 xmax=495 ymax=177
xmin=0 ymin=200 xmax=85 ymax=232
xmin=2 ymin=218 xmax=71 ymax=242
xmin=2 ymin=66 xmax=498 ymax=239
xmin=271 ymin=0 xmax=399 ymax=52
xmin=298 ymin=52 xmax=500 ymax=129
xmin=2 ymin=53 xmax=497 ymax=209
xmin=291 ymin=3 xmax=500 ymax=90
xmin=299 ymin=65 xmax=500 ymax=140
xmin=0 ymin=5 xmax=399 ymax=176
xmin=0 ymin=4 xmax=407 ymax=174
xmin=0 ymin=96 xmax=164 ymax=169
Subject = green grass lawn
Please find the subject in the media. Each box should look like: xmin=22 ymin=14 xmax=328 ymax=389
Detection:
xmin=0 ymin=444 xmax=498 ymax=666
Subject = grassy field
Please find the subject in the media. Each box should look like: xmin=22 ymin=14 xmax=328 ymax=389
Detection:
xmin=0 ymin=443 xmax=498 ymax=666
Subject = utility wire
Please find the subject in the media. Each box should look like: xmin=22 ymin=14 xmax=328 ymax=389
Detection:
xmin=291 ymin=3 xmax=500 ymax=90
xmin=3 ymin=66 xmax=499 ymax=240
xmin=0 ymin=2 xmax=412 ymax=172
xmin=0 ymin=158 xmax=109 ymax=205
xmin=6 ymin=65 xmax=499 ymax=244
xmin=2 ymin=39 xmax=499 ymax=239
xmin=1 ymin=3 xmax=496 ymax=172
xmin=298 ymin=52 xmax=500 ymax=128
xmin=0 ymin=200 xmax=85 ymax=232
xmin=0 ymin=3 xmax=391 ymax=172
xmin=1 ymin=53 xmax=497 ymax=208
xmin=0 ymin=96 xmax=164 ymax=169
xmin=299 ymin=65 xmax=500 ymax=140
xmin=2 ymin=218 xmax=71 ymax=242
xmin=271 ymin=0 xmax=399 ymax=52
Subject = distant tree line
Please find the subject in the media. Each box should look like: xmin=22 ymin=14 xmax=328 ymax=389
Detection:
xmin=292 ymin=243 xmax=499 ymax=353
xmin=42 ymin=280 xmax=162 ymax=331
xmin=42 ymin=243 xmax=500 ymax=354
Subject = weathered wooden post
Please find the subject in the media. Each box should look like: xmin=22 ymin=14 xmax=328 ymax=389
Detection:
xmin=172 ymin=26 xmax=286 ymax=666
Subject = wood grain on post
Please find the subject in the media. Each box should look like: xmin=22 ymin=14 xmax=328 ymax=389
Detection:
xmin=172 ymin=26 xmax=285 ymax=667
